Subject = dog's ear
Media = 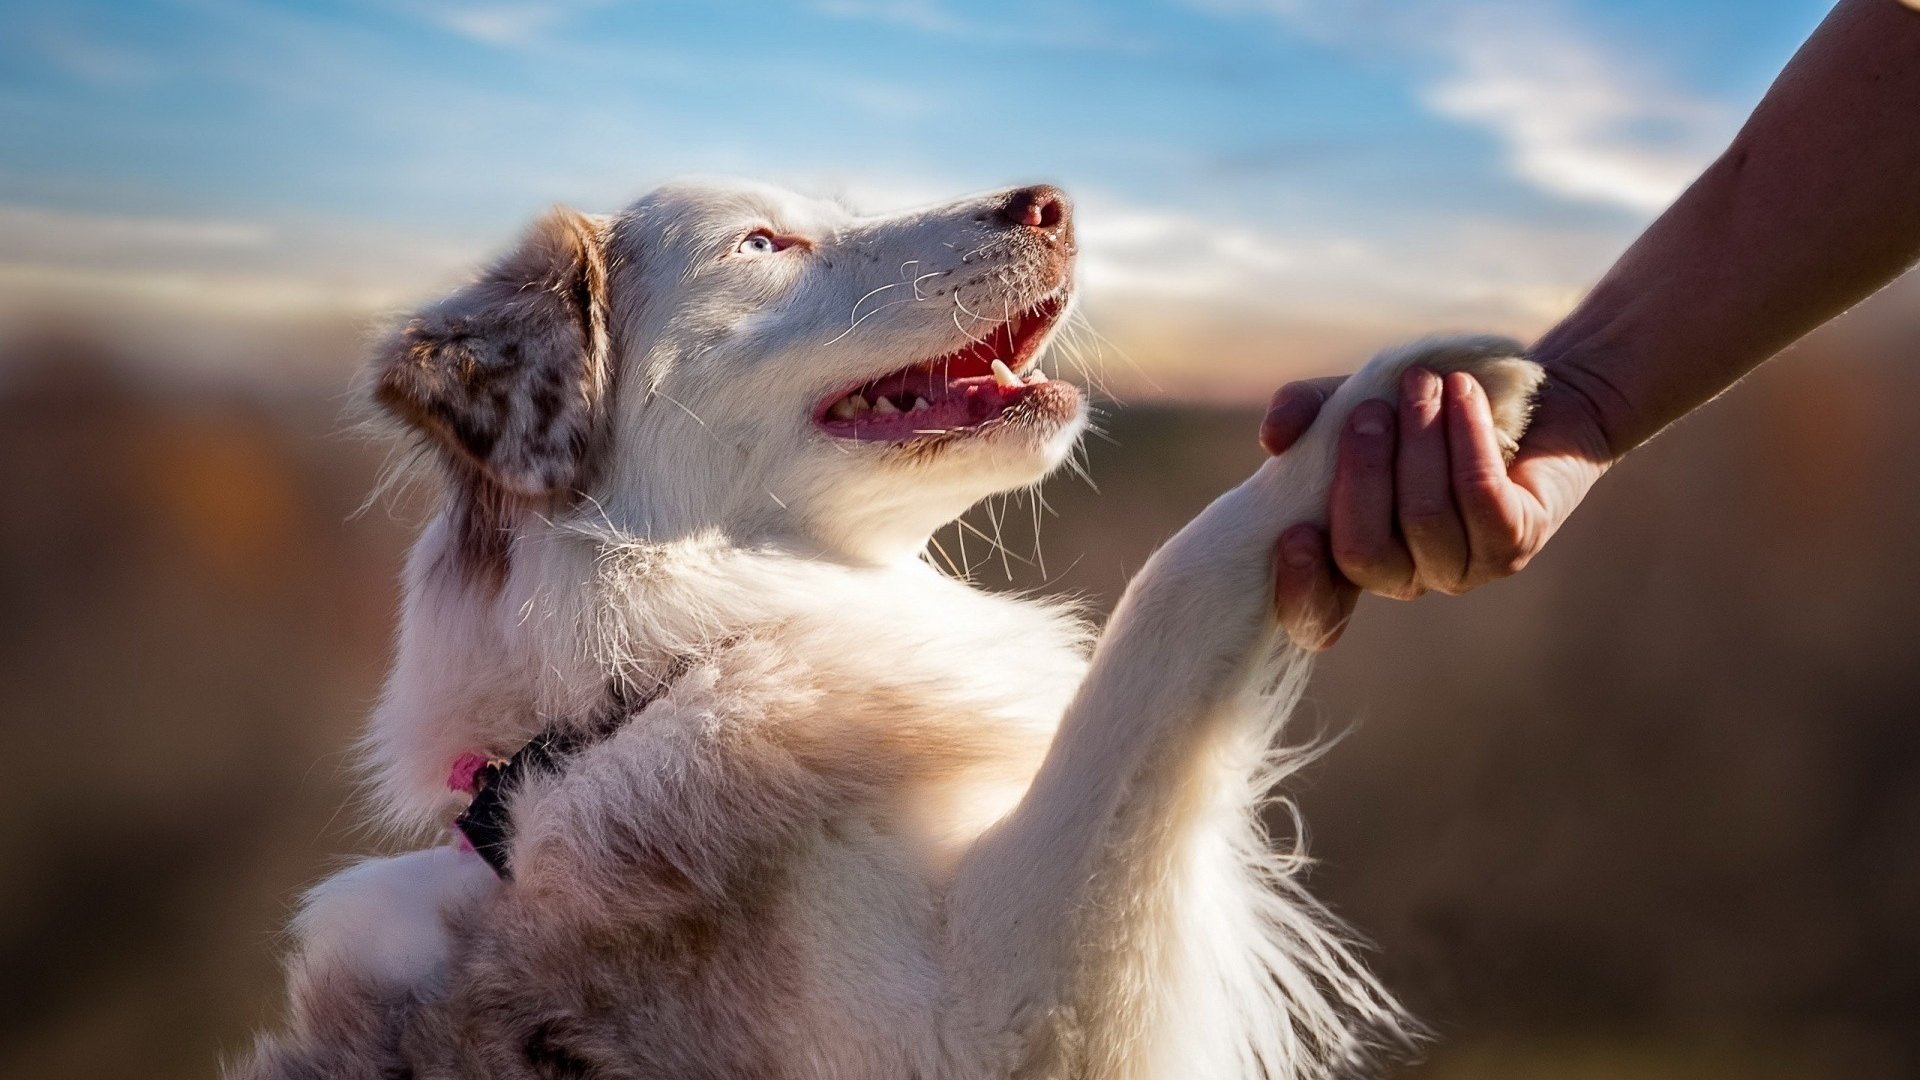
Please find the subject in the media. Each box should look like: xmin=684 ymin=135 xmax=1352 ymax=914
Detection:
xmin=373 ymin=207 xmax=612 ymax=498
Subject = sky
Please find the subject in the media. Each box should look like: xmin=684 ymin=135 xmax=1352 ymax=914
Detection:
xmin=0 ymin=0 xmax=1839 ymax=395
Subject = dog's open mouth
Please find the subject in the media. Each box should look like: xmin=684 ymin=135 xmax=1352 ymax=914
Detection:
xmin=814 ymin=296 xmax=1077 ymax=442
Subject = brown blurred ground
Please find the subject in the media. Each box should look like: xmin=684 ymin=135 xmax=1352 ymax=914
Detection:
xmin=0 ymin=303 xmax=1916 ymax=1079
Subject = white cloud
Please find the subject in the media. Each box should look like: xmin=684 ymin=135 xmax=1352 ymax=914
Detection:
xmin=0 ymin=205 xmax=274 ymax=259
xmin=1225 ymin=1 xmax=1738 ymax=213
xmin=1073 ymin=190 xmax=1609 ymax=322
xmin=811 ymin=0 xmax=985 ymax=38
xmin=810 ymin=0 xmax=1157 ymax=53
xmin=1068 ymin=194 xmax=1622 ymax=396
xmin=0 ymin=204 xmax=480 ymax=319
xmin=402 ymin=1 xmax=610 ymax=49
xmin=28 ymin=26 xmax=167 ymax=88
xmin=1422 ymin=11 xmax=1733 ymax=212
xmin=436 ymin=5 xmax=563 ymax=45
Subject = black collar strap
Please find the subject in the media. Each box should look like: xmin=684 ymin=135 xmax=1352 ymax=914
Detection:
xmin=456 ymin=654 xmax=698 ymax=877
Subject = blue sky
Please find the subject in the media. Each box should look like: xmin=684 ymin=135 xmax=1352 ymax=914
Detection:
xmin=0 ymin=0 xmax=1837 ymax=393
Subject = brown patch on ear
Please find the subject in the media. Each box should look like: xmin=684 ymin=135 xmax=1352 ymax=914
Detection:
xmin=374 ymin=207 xmax=613 ymax=501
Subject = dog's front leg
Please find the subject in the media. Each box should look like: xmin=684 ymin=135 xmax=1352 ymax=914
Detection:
xmin=942 ymin=338 xmax=1543 ymax=1073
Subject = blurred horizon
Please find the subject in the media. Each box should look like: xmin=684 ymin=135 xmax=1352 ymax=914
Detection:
xmin=0 ymin=0 xmax=1841 ymax=397
xmin=5 ymin=299 xmax=1920 ymax=1078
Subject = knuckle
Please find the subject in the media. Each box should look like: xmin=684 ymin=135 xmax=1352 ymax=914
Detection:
xmin=1454 ymin=472 xmax=1506 ymax=502
xmin=1493 ymin=549 xmax=1534 ymax=577
xmin=1331 ymin=535 xmax=1386 ymax=572
xmin=1485 ymin=523 xmax=1530 ymax=561
xmin=1468 ymin=541 xmax=1531 ymax=581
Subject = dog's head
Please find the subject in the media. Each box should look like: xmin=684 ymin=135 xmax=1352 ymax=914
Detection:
xmin=375 ymin=178 xmax=1083 ymax=564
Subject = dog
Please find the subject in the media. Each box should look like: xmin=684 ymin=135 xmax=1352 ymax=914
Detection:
xmin=234 ymin=178 xmax=1542 ymax=1080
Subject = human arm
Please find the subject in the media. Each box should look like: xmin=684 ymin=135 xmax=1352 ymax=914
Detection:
xmin=1267 ymin=0 xmax=1920 ymax=648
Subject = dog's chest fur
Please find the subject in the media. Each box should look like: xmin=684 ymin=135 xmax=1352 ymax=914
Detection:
xmin=372 ymin=539 xmax=1095 ymax=1076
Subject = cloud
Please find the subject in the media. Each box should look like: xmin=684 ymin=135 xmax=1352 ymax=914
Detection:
xmin=401 ymin=1 xmax=610 ymax=49
xmin=1072 ymin=189 xmax=1610 ymax=323
xmin=0 ymin=205 xmax=479 ymax=320
xmin=0 ymin=192 xmax=1619 ymax=400
xmin=27 ymin=25 xmax=168 ymax=89
xmin=1066 ymin=192 xmax=1626 ymax=397
xmin=810 ymin=0 xmax=1157 ymax=53
xmin=1222 ymin=0 xmax=1738 ymax=213
xmin=435 ymin=5 xmax=564 ymax=45
xmin=0 ymin=205 xmax=274 ymax=259
xmin=1421 ymin=10 xmax=1734 ymax=212
xmin=810 ymin=0 xmax=986 ymax=38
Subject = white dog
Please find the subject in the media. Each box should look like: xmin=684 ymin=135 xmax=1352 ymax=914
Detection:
xmin=236 ymin=179 xmax=1541 ymax=1080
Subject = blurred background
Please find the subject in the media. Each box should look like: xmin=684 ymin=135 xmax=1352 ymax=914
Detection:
xmin=2 ymin=1 xmax=1916 ymax=1077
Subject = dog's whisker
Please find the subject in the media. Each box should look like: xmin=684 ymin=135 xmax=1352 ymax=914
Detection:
xmin=954 ymin=513 xmax=1033 ymax=575
xmin=924 ymin=533 xmax=964 ymax=580
xmin=652 ymin=389 xmax=789 ymax=511
xmin=983 ymin=495 xmax=1014 ymax=580
xmin=910 ymin=268 xmax=948 ymax=301
xmin=823 ymin=292 xmax=921 ymax=347
xmin=950 ymin=511 xmax=972 ymax=575
xmin=848 ymin=279 xmax=910 ymax=325
xmin=1070 ymin=310 xmax=1156 ymax=401
xmin=950 ymin=293 xmax=999 ymax=347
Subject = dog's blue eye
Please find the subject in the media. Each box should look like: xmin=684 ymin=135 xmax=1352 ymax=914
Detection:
xmin=737 ymin=230 xmax=784 ymax=255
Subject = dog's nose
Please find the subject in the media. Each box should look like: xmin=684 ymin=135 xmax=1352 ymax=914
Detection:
xmin=999 ymin=185 xmax=1071 ymax=233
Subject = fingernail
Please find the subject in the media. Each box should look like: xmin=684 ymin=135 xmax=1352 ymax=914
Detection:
xmin=1277 ymin=386 xmax=1321 ymax=416
xmin=1402 ymin=366 xmax=1440 ymax=401
xmin=1351 ymin=403 xmax=1389 ymax=436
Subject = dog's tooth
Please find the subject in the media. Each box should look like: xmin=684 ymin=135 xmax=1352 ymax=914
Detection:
xmin=1027 ymin=368 xmax=1047 ymax=384
xmin=989 ymin=359 xmax=1022 ymax=389
xmin=872 ymin=396 xmax=900 ymax=415
xmin=848 ymin=394 xmax=871 ymax=415
xmin=827 ymin=397 xmax=860 ymax=421
xmin=910 ymin=397 xmax=930 ymax=412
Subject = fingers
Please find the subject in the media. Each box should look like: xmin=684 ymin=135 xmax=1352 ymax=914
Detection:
xmin=1445 ymin=372 xmax=1535 ymax=584
xmin=1329 ymin=399 xmax=1422 ymax=599
xmin=1275 ymin=364 xmax=1550 ymax=612
xmin=1260 ymin=375 xmax=1348 ymax=455
xmin=1395 ymin=368 xmax=1470 ymax=592
xmin=1275 ymin=525 xmax=1359 ymax=651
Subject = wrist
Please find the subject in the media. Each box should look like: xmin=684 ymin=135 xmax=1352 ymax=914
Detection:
xmin=1527 ymin=334 xmax=1647 ymax=462
xmin=1523 ymin=359 xmax=1631 ymax=474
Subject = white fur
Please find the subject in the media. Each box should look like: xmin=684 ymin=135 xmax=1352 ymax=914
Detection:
xmin=293 ymin=846 xmax=498 ymax=991
xmin=285 ymin=178 xmax=1543 ymax=1079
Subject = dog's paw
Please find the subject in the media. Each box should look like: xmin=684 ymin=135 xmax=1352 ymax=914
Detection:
xmin=292 ymin=845 xmax=498 ymax=993
xmin=1344 ymin=334 xmax=1545 ymax=459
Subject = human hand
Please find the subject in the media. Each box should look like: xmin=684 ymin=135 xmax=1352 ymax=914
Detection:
xmin=1262 ymin=365 xmax=1615 ymax=650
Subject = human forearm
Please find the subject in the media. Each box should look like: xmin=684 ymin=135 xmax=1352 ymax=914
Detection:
xmin=1534 ymin=0 xmax=1920 ymax=456
xmin=1259 ymin=0 xmax=1920 ymax=639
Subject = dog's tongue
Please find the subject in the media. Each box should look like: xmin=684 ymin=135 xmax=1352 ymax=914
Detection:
xmin=815 ymin=297 xmax=1067 ymax=440
xmin=820 ymin=365 xmax=1052 ymax=438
